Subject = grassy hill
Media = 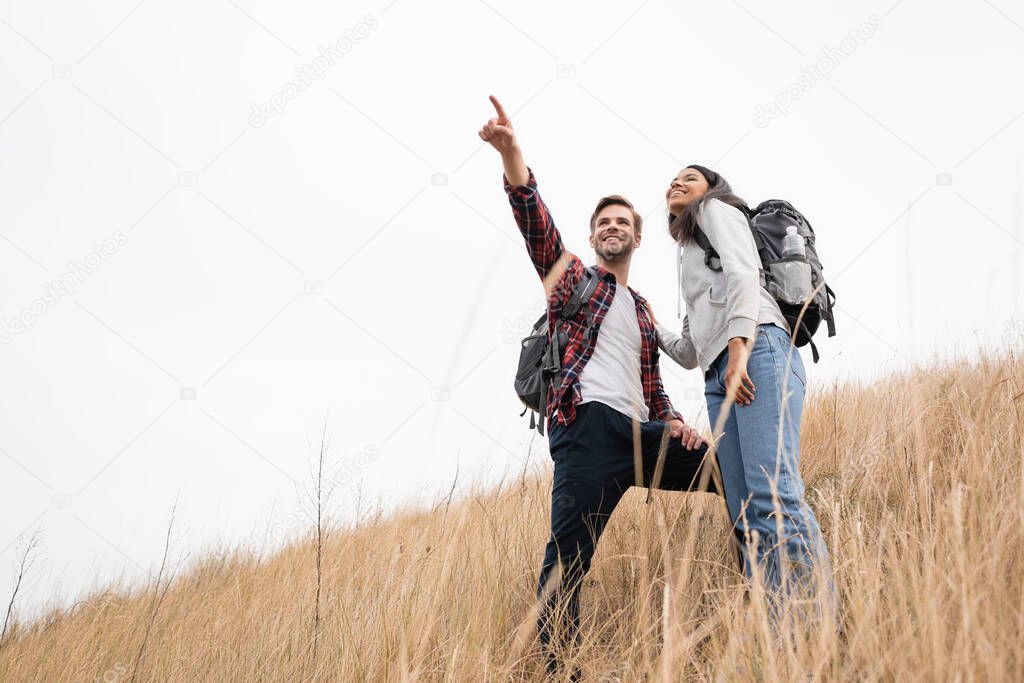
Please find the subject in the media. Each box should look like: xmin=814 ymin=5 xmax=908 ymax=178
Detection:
xmin=2 ymin=354 xmax=1023 ymax=681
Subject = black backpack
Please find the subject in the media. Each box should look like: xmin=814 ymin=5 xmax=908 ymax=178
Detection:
xmin=514 ymin=267 xmax=599 ymax=434
xmin=694 ymin=199 xmax=836 ymax=362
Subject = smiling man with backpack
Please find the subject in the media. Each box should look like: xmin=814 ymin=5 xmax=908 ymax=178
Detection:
xmin=478 ymin=96 xmax=719 ymax=675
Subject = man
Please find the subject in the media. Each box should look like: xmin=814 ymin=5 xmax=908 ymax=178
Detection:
xmin=478 ymin=96 xmax=718 ymax=674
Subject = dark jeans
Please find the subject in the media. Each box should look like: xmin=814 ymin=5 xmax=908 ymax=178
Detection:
xmin=537 ymin=401 xmax=718 ymax=655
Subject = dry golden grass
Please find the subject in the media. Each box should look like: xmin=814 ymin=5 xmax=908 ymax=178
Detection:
xmin=2 ymin=353 xmax=1023 ymax=681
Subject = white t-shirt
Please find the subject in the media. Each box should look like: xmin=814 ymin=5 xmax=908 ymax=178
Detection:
xmin=578 ymin=283 xmax=649 ymax=421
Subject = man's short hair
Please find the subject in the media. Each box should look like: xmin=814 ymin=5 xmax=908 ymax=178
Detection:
xmin=590 ymin=195 xmax=642 ymax=235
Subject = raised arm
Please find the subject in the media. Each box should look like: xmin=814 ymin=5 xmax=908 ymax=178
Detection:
xmin=479 ymin=95 xmax=566 ymax=280
xmin=479 ymin=95 xmax=528 ymax=186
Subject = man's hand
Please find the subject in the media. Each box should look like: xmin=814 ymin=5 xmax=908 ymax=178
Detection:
xmin=666 ymin=418 xmax=705 ymax=451
xmin=479 ymin=95 xmax=528 ymax=186
xmin=479 ymin=95 xmax=516 ymax=152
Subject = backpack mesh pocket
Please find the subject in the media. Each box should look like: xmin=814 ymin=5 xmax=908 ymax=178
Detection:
xmin=766 ymin=257 xmax=813 ymax=306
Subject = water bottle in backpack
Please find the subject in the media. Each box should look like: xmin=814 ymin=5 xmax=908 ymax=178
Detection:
xmin=767 ymin=224 xmax=814 ymax=307
xmin=782 ymin=225 xmax=805 ymax=258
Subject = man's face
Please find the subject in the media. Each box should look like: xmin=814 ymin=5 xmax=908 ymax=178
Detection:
xmin=589 ymin=204 xmax=640 ymax=261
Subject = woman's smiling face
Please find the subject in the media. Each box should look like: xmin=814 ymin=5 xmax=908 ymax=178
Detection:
xmin=666 ymin=167 xmax=710 ymax=213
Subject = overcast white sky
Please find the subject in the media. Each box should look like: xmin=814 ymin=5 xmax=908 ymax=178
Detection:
xmin=2 ymin=0 xmax=1023 ymax=617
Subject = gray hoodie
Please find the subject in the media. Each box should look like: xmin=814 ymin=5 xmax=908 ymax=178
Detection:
xmin=655 ymin=198 xmax=789 ymax=372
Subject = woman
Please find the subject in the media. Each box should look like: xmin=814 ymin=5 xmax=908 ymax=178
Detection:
xmin=655 ymin=164 xmax=833 ymax=605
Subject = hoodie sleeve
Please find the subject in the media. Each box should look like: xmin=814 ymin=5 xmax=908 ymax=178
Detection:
xmin=655 ymin=317 xmax=699 ymax=370
xmin=699 ymin=198 xmax=761 ymax=342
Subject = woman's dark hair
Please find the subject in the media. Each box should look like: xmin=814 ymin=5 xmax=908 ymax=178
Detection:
xmin=668 ymin=164 xmax=749 ymax=244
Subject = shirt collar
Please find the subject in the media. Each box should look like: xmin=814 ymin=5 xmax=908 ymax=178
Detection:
xmin=588 ymin=263 xmax=647 ymax=306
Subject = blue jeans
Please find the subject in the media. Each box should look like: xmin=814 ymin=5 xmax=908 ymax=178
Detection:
xmin=705 ymin=323 xmax=834 ymax=602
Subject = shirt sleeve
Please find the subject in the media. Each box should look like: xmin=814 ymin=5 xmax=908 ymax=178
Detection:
xmin=655 ymin=317 xmax=699 ymax=370
xmin=699 ymin=199 xmax=761 ymax=341
xmin=647 ymin=345 xmax=684 ymax=423
xmin=503 ymin=168 xmax=566 ymax=281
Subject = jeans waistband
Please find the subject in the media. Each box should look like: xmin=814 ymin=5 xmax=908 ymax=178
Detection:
xmin=705 ymin=348 xmax=726 ymax=381
xmin=704 ymin=323 xmax=785 ymax=381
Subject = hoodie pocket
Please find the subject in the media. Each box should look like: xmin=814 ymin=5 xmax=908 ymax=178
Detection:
xmin=708 ymin=285 xmax=727 ymax=307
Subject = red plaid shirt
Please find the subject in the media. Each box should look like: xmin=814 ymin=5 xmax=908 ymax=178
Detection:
xmin=505 ymin=169 xmax=684 ymax=428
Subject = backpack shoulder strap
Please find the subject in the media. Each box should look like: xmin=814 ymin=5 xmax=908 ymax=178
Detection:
xmin=693 ymin=227 xmax=723 ymax=272
xmin=538 ymin=267 xmax=600 ymax=426
xmin=824 ymin=284 xmax=837 ymax=337
xmin=559 ymin=266 xmax=600 ymax=324
xmin=698 ymin=210 xmax=773 ymax=282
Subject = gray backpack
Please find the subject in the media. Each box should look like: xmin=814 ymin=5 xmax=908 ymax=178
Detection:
xmin=694 ymin=199 xmax=836 ymax=362
xmin=513 ymin=267 xmax=599 ymax=434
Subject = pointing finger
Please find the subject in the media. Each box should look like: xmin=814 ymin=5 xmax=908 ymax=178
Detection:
xmin=489 ymin=95 xmax=510 ymax=124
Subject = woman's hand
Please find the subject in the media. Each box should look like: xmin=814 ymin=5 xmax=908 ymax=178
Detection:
xmin=724 ymin=337 xmax=755 ymax=406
